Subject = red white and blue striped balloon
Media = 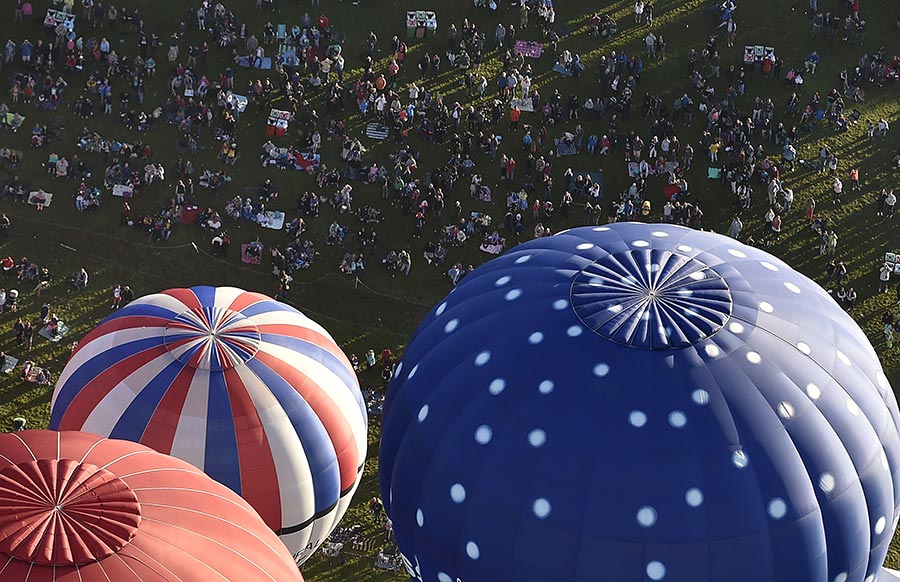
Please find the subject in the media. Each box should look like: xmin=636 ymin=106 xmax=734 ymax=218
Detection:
xmin=49 ymin=286 xmax=368 ymax=565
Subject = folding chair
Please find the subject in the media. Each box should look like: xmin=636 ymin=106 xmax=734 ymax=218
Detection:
xmin=276 ymin=23 xmax=287 ymax=42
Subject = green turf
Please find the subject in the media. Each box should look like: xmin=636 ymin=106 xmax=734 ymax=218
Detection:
xmin=0 ymin=0 xmax=898 ymax=578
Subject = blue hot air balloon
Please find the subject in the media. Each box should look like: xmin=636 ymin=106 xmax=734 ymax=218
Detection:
xmin=380 ymin=223 xmax=900 ymax=582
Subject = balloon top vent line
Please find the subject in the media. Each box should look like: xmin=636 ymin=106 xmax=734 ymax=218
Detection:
xmin=570 ymin=249 xmax=733 ymax=349
xmin=163 ymin=307 xmax=262 ymax=370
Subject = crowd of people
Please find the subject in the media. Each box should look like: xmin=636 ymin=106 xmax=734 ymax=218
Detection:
xmin=0 ymin=0 xmax=898 ymax=570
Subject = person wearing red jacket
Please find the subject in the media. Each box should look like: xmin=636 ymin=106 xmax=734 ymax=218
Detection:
xmin=509 ymin=106 xmax=521 ymax=130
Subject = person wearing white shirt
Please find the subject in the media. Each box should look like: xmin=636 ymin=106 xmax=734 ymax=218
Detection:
xmin=782 ymin=187 xmax=794 ymax=214
xmin=634 ymin=0 xmax=645 ymax=23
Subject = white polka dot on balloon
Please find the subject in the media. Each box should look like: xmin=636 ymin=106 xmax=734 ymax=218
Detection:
xmin=629 ymin=410 xmax=648 ymax=428
xmin=553 ymin=299 xmax=568 ymax=310
xmin=637 ymin=506 xmax=657 ymax=527
xmin=514 ymin=254 xmax=532 ymax=264
xmin=784 ymin=282 xmax=801 ymax=294
xmin=677 ymin=244 xmax=693 ymax=253
xmin=746 ymin=351 xmax=762 ymax=364
xmin=593 ymin=226 xmax=610 ymax=232
xmin=776 ymin=401 xmax=795 ymax=421
xmin=444 ymin=319 xmax=460 ymax=333
xmin=760 ymin=261 xmax=779 ymax=271
xmin=632 ymin=240 xmax=650 ymax=248
xmin=689 ymin=271 xmax=706 ymax=281
xmin=767 ymin=498 xmax=787 ymax=520
xmin=528 ymin=332 xmax=544 ymax=345
xmin=608 ymin=304 xmax=623 ymax=314
xmin=593 ymin=363 xmax=610 ymax=377
xmin=494 ymin=275 xmax=511 ymax=287
xmin=646 ymin=561 xmax=667 ymax=581
xmin=416 ymin=509 xmax=424 ymax=527
xmin=576 ymin=243 xmax=594 ymax=250
xmin=528 ymin=429 xmax=547 ymax=448
xmin=475 ymin=351 xmax=491 ymax=366
xmin=435 ymin=302 xmax=447 ymax=316
xmin=759 ymin=301 xmax=774 ymax=313
xmin=834 ymin=573 xmax=848 ymax=582
xmin=875 ymin=516 xmax=887 ymax=535
xmin=651 ymin=231 xmax=669 ymax=238
xmin=668 ymin=410 xmax=687 ymax=428
xmin=532 ymin=498 xmax=551 ymax=519
xmin=728 ymin=321 xmax=745 ymax=334
xmin=692 ymin=389 xmax=710 ymax=406
xmin=836 ymin=351 xmax=852 ymax=366
xmin=450 ymin=484 xmax=466 ymax=504
xmin=417 ymin=405 xmax=429 ymax=422
xmin=806 ymin=383 xmax=822 ymax=400
xmin=438 ymin=573 xmax=453 ymax=582
xmin=846 ymin=399 xmax=861 ymax=416
xmin=505 ymin=288 xmax=523 ymax=301
xmin=728 ymin=248 xmax=747 ymax=258
xmin=818 ymin=472 xmax=836 ymax=494
xmin=797 ymin=342 xmax=811 ymax=355
xmin=567 ymin=325 xmax=583 ymax=337
xmin=732 ymin=450 xmax=750 ymax=469
xmin=539 ymin=380 xmax=555 ymax=395
xmin=488 ymin=378 xmax=506 ymax=396
xmin=466 ymin=541 xmax=480 ymax=560
xmin=685 ymin=488 xmax=704 ymax=507
xmin=704 ymin=344 xmax=721 ymax=358
xmin=474 ymin=425 xmax=493 ymax=445
xmin=408 ymin=365 xmax=419 ymax=380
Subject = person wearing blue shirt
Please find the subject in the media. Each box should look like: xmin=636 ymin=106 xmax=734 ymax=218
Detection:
xmin=804 ymin=51 xmax=820 ymax=74
xmin=20 ymin=40 xmax=31 ymax=65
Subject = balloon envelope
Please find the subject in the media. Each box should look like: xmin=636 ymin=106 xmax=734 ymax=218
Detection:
xmin=50 ymin=286 xmax=368 ymax=564
xmin=0 ymin=430 xmax=301 ymax=581
xmin=380 ymin=223 xmax=900 ymax=582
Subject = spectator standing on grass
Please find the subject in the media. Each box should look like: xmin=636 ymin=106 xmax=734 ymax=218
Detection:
xmin=23 ymin=323 xmax=33 ymax=351
xmin=880 ymin=262 xmax=892 ymax=293
xmin=634 ymin=0 xmax=644 ymax=24
xmin=781 ymin=188 xmax=794 ymax=214
xmin=728 ymin=215 xmax=742 ymax=238
xmin=886 ymin=190 xmax=896 ymax=217
xmin=75 ymin=268 xmax=88 ymax=291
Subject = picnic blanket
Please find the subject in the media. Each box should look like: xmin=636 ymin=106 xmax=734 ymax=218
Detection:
xmin=554 ymin=137 xmax=577 ymax=156
xmin=112 ymin=184 xmax=134 ymax=198
xmin=574 ymin=171 xmax=604 ymax=199
xmin=663 ymin=184 xmax=681 ymax=201
xmin=241 ymin=244 xmax=262 ymax=264
xmin=366 ymin=123 xmax=390 ymax=140
xmin=479 ymin=243 xmax=505 ymax=255
xmin=510 ymin=97 xmax=534 ymax=113
xmin=39 ymin=322 xmax=69 ymax=342
xmin=180 ymin=205 xmax=200 ymax=224
xmin=27 ymin=191 xmax=52 ymax=207
xmin=1 ymin=356 xmax=18 ymax=374
xmin=708 ymin=167 xmax=722 ymax=179
xmin=514 ymin=41 xmax=543 ymax=58
xmin=552 ymin=62 xmax=574 ymax=77
xmin=237 ymin=56 xmax=273 ymax=69
xmin=225 ymin=93 xmax=248 ymax=113
xmin=295 ymin=152 xmax=320 ymax=171
xmin=23 ymin=364 xmax=49 ymax=383
xmin=258 ymin=210 xmax=285 ymax=230
xmin=2 ymin=112 xmax=24 ymax=129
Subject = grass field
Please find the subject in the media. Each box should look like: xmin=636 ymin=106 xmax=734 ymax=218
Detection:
xmin=0 ymin=0 xmax=898 ymax=578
